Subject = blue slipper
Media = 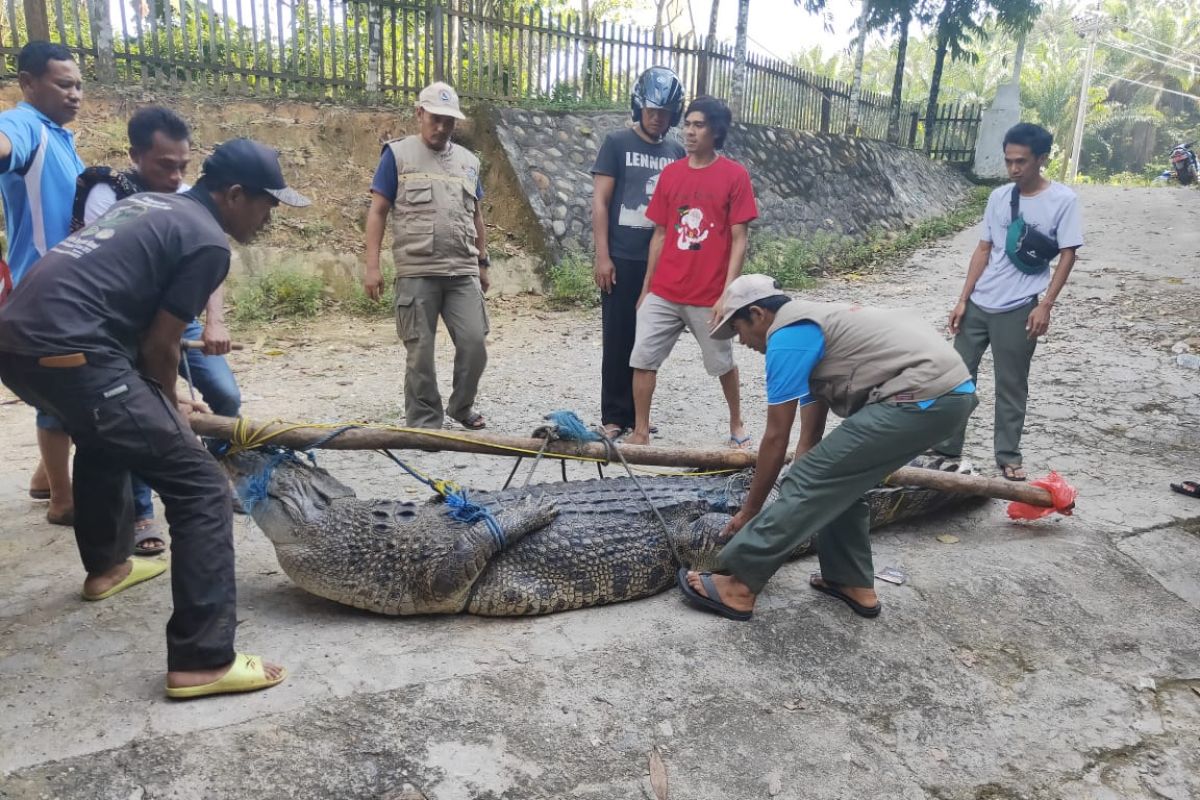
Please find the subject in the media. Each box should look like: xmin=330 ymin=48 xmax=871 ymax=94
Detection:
xmin=727 ymin=434 xmax=753 ymax=450
xmin=676 ymin=568 xmax=752 ymax=621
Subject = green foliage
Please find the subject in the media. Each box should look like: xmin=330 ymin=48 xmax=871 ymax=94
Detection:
xmin=749 ymin=185 xmax=989 ymax=281
xmin=340 ymin=263 xmax=396 ymax=317
xmin=547 ymin=251 xmax=599 ymax=309
xmin=230 ymin=270 xmax=327 ymax=322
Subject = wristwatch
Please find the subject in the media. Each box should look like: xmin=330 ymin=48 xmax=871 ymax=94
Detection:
xmin=478 ymin=256 xmax=491 ymax=268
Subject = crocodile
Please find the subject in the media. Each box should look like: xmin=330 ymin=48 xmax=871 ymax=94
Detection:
xmin=224 ymin=450 xmax=977 ymax=616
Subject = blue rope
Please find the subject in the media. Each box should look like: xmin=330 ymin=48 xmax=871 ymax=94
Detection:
xmin=375 ymin=448 xmax=507 ymax=551
xmin=542 ymin=410 xmax=602 ymax=442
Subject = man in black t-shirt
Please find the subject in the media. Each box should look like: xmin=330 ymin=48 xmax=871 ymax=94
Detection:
xmin=590 ymin=66 xmax=685 ymax=438
xmin=0 ymin=138 xmax=309 ymax=700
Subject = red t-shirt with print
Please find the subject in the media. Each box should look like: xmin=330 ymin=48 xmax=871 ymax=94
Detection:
xmin=645 ymin=155 xmax=758 ymax=307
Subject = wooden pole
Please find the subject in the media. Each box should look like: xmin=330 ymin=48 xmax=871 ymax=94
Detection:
xmin=23 ymin=0 xmax=50 ymax=41
xmin=188 ymin=414 xmax=1058 ymax=508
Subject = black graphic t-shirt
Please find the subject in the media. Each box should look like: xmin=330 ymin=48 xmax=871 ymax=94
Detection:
xmin=0 ymin=187 xmax=230 ymax=367
xmin=591 ymin=127 xmax=684 ymax=261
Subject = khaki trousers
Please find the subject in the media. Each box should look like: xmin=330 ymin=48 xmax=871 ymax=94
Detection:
xmin=717 ymin=393 xmax=977 ymax=593
xmin=394 ymin=275 xmax=489 ymax=429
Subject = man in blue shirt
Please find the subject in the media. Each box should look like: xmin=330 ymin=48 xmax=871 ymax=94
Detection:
xmin=0 ymin=41 xmax=85 ymax=525
xmin=677 ymin=274 xmax=976 ymax=622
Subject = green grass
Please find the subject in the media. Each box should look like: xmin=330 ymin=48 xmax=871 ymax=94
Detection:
xmin=747 ymin=185 xmax=990 ymax=286
xmin=229 ymin=270 xmax=327 ymax=322
xmin=546 ymin=250 xmax=599 ymax=309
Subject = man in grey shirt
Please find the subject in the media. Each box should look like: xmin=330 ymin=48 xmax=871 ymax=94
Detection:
xmin=935 ymin=123 xmax=1084 ymax=481
xmin=0 ymin=139 xmax=308 ymax=699
xmin=591 ymin=66 xmax=685 ymax=438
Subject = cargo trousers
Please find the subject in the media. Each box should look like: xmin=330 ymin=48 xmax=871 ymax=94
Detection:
xmin=0 ymin=353 xmax=237 ymax=672
xmin=935 ymin=298 xmax=1038 ymax=468
xmin=394 ymin=274 xmax=489 ymax=429
xmin=717 ymin=393 xmax=977 ymax=593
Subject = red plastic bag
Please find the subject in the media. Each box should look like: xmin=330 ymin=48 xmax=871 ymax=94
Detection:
xmin=1007 ymin=471 xmax=1077 ymax=520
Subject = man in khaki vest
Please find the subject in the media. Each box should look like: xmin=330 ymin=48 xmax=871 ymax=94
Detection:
xmin=364 ymin=82 xmax=491 ymax=430
xmin=676 ymin=275 xmax=976 ymax=622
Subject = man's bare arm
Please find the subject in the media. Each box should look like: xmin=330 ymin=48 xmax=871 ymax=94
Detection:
xmin=0 ymin=132 xmax=12 ymax=164
xmin=949 ymin=240 xmax=991 ymax=334
xmin=1026 ymin=246 xmax=1078 ymax=339
xmin=795 ymin=400 xmax=829 ymax=458
xmin=200 ymin=284 xmax=231 ymax=355
xmin=363 ymin=191 xmax=392 ymax=301
xmin=592 ymin=174 xmax=617 ymax=293
xmin=140 ymin=310 xmax=190 ymax=410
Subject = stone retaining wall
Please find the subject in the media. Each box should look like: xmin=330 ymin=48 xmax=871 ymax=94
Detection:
xmin=491 ymin=107 xmax=974 ymax=261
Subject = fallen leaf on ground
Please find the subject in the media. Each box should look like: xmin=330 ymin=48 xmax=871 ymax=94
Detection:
xmin=782 ymin=699 xmax=804 ymax=711
xmin=936 ymin=534 xmax=960 ymax=544
xmin=263 ymin=349 xmax=286 ymax=356
xmin=649 ymin=749 xmax=668 ymax=800
xmin=766 ymin=772 xmax=783 ymax=796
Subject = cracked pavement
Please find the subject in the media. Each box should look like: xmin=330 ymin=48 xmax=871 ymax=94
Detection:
xmin=1 ymin=185 xmax=1198 ymax=799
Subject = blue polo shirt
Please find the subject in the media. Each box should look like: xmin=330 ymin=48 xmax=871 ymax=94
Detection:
xmin=0 ymin=102 xmax=84 ymax=284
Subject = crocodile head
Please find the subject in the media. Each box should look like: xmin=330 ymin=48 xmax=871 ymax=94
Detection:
xmin=223 ymin=450 xmax=357 ymax=545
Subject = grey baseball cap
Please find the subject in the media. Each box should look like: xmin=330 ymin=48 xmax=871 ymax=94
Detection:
xmin=709 ymin=274 xmax=786 ymax=340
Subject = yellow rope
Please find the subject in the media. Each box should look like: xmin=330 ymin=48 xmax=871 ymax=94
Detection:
xmin=223 ymin=417 xmax=740 ymax=479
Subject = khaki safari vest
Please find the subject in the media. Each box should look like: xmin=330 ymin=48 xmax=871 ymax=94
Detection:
xmin=386 ymin=136 xmax=481 ymax=277
xmin=767 ymin=300 xmax=969 ymax=418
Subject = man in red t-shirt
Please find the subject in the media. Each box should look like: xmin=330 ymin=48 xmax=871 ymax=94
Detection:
xmin=625 ymin=96 xmax=759 ymax=448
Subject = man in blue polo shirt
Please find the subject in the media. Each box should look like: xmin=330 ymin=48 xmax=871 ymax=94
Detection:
xmin=0 ymin=41 xmax=84 ymax=525
xmin=676 ymin=274 xmax=976 ymax=623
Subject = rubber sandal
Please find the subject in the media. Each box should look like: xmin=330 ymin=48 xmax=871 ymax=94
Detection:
xmin=82 ymin=557 xmax=168 ymax=601
xmin=809 ymin=573 xmax=881 ymax=618
xmin=165 ymin=653 xmax=287 ymax=700
xmin=459 ymin=412 xmax=487 ymax=431
xmin=1000 ymin=464 xmax=1027 ymax=482
xmin=133 ymin=520 xmax=167 ymax=557
xmin=676 ymin=568 xmax=753 ymax=621
xmin=28 ymin=488 xmax=51 ymax=501
xmin=1170 ymin=480 xmax=1200 ymax=499
xmin=727 ymin=434 xmax=754 ymax=450
xmin=46 ymin=508 xmax=75 ymax=526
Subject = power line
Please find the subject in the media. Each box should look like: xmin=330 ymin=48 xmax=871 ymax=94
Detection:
xmin=1095 ymin=71 xmax=1200 ymax=102
xmin=1121 ymin=27 xmax=1200 ymax=62
xmin=1113 ymin=39 xmax=1199 ymax=71
xmin=1102 ymin=39 xmax=1199 ymax=74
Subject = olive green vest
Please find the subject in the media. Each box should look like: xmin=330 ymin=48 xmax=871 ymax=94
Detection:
xmin=386 ymin=136 xmax=481 ymax=278
xmin=767 ymin=300 xmax=970 ymax=418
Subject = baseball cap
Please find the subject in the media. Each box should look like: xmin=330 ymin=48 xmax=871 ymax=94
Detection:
xmin=199 ymin=138 xmax=311 ymax=207
xmin=709 ymin=274 xmax=786 ymax=340
xmin=417 ymin=82 xmax=466 ymax=120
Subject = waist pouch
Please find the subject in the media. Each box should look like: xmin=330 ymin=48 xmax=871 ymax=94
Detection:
xmin=1005 ymin=185 xmax=1059 ymax=275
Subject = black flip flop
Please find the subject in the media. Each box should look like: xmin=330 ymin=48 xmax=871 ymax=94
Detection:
xmin=28 ymin=488 xmax=51 ymax=501
xmin=676 ymin=568 xmax=752 ymax=621
xmin=809 ymin=574 xmax=881 ymax=618
xmin=1170 ymin=480 xmax=1200 ymax=499
xmin=134 ymin=521 xmax=167 ymax=556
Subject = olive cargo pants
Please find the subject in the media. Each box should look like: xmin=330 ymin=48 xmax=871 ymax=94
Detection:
xmin=394 ymin=275 xmax=489 ymax=429
xmin=717 ymin=393 xmax=977 ymax=593
xmin=935 ymin=298 xmax=1038 ymax=467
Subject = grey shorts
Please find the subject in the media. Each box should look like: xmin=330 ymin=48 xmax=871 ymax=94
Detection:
xmin=629 ymin=293 xmax=735 ymax=376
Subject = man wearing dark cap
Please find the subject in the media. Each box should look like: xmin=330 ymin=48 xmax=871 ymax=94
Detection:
xmin=676 ymin=274 xmax=976 ymax=623
xmin=0 ymin=138 xmax=309 ymax=699
xmin=363 ymin=81 xmax=491 ymax=431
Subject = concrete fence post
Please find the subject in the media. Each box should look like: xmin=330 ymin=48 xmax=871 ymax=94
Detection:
xmin=366 ymin=1 xmax=382 ymax=98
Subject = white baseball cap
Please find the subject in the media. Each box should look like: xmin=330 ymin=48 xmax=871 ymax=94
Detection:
xmin=709 ymin=274 xmax=786 ymax=340
xmin=417 ymin=82 xmax=466 ymax=120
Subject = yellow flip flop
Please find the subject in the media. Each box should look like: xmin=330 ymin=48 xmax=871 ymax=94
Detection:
xmin=165 ymin=653 xmax=287 ymax=700
xmin=81 ymin=557 xmax=168 ymax=601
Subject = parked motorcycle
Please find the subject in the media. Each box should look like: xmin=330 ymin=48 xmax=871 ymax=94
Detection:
xmin=1169 ymin=142 xmax=1198 ymax=186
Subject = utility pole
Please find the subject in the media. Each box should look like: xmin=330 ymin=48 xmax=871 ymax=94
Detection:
xmin=1066 ymin=10 xmax=1106 ymax=183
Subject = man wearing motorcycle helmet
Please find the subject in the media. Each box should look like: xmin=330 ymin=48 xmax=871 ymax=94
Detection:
xmin=590 ymin=66 xmax=685 ymax=439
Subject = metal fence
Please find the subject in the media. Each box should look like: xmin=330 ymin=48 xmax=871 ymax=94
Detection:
xmin=0 ymin=0 xmax=979 ymax=155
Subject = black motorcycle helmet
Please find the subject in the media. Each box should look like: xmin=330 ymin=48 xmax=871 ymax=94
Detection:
xmin=630 ymin=66 xmax=685 ymax=129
